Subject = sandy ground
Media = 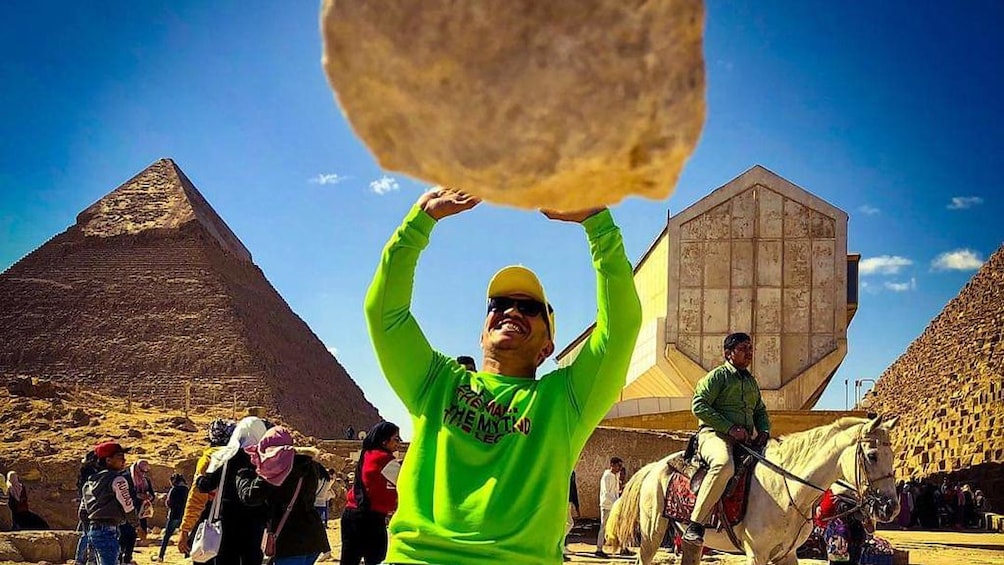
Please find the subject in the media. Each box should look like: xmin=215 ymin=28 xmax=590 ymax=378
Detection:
xmin=106 ymin=523 xmax=1003 ymax=565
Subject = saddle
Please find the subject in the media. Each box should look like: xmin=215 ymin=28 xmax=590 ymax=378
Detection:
xmin=661 ymin=438 xmax=757 ymax=529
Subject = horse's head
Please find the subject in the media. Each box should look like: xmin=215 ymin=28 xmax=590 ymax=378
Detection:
xmin=836 ymin=414 xmax=900 ymax=523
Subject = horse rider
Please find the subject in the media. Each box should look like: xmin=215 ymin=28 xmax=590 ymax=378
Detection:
xmin=683 ymin=332 xmax=771 ymax=545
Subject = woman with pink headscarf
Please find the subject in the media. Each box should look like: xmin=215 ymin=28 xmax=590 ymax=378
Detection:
xmin=5 ymin=471 xmax=50 ymax=530
xmin=236 ymin=427 xmax=330 ymax=565
xmin=117 ymin=460 xmax=154 ymax=565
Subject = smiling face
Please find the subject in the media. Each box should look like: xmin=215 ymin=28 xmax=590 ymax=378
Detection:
xmin=481 ymin=293 xmax=555 ymax=369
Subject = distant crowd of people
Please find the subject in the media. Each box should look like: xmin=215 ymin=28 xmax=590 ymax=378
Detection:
xmin=895 ymin=477 xmax=989 ymax=530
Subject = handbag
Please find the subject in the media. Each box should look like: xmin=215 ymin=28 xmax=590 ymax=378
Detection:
xmin=262 ymin=477 xmax=304 ymax=559
xmin=190 ymin=460 xmax=228 ymax=563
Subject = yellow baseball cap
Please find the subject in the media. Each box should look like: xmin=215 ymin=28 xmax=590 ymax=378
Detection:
xmin=487 ymin=265 xmax=556 ymax=339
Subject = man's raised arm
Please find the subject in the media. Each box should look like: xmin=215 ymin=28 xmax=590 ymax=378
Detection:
xmin=364 ymin=189 xmax=479 ymax=410
xmin=549 ymin=208 xmax=642 ymax=429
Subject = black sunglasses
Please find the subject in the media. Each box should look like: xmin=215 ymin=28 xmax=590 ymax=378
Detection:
xmin=487 ymin=296 xmax=553 ymax=319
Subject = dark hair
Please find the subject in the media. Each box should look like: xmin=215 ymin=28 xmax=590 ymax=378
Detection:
xmin=77 ymin=452 xmax=100 ymax=491
xmin=352 ymin=421 xmax=400 ymax=511
xmin=170 ymin=473 xmax=186 ymax=486
xmin=610 ymin=457 xmax=623 ymax=466
xmin=456 ymin=356 xmax=476 ymax=369
xmin=723 ymin=332 xmax=751 ymax=352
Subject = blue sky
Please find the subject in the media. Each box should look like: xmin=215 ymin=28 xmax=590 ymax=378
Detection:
xmin=2 ymin=2 xmax=1002 ymax=438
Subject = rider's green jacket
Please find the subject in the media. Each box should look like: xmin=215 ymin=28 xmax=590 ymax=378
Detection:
xmin=692 ymin=361 xmax=770 ymax=435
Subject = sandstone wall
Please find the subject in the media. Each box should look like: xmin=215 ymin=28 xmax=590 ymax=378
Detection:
xmin=574 ymin=427 xmax=689 ymax=519
xmin=867 ymin=244 xmax=1004 ymax=511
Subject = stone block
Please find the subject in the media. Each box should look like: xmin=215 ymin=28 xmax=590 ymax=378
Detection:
xmin=322 ymin=0 xmax=706 ymax=210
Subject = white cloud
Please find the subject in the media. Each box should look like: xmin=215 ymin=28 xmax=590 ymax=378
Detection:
xmin=308 ymin=173 xmax=349 ymax=185
xmin=947 ymin=196 xmax=984 ymax=210
xmin=883 ymin=278 xmax=917 ymax=292
xmin=859 ymin=255 xmax=913 ymax=275
xmin=931 ymin=249 xmax=984 ymax=271
xmin=369 ymin=175 xmax=400 ymax=195
xmin=857 ymin=205 xmax=880 ymax=216
xmin=326 ymin=345 xmax=338 ymax=356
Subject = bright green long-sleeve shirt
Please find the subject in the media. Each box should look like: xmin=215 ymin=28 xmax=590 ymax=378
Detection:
xmin=691 ymin=361 xmax=770 ymax=436
xmin=364 ymin=205 xmax=642 ymax=565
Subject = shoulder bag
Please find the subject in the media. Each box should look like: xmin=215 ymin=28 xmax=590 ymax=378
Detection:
xmin=190 ymin=460 xmax=228 ymax=562
xmin=262 ymin=477 xmax=304 ymax=560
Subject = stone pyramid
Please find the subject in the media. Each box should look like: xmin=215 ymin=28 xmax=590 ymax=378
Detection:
xmin=0 ymin=159 xmax=380 ymax=438
xmin=866 ymin=244 xmax=1004 ymax=505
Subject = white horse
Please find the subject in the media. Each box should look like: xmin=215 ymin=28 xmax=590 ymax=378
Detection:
xmin=607 ymin=415 xmax=900 ymax=565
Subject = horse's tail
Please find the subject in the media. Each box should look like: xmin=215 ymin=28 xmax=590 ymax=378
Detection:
xmin=609 ymin=458 xmax=665 ymax=549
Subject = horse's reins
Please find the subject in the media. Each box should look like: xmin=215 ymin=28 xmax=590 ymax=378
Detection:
xmin=724 ymin=434 xmax=895 ymax=559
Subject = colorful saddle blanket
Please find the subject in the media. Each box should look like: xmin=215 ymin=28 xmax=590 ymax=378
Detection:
xmin=662 ymin=463 xmax=754 ymax=528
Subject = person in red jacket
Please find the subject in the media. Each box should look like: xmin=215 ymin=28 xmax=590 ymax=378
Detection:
xmin=340 ymin=421 xmax=402 ymax=565
xmin=815 ymin=488 xmax=869 ymax=564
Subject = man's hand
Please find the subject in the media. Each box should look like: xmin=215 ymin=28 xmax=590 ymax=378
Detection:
xmin=418 ymin=187 xmax=480 ymax=220
xmin=178 ymin=531 xmax=191 ymax=554
xmin=727 ymin=425 xmax=748 ymax=443
xmin=541 ymin=207 xmax=606 ymax=224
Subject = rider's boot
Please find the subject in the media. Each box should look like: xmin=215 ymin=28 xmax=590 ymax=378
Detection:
xmin=682 ymin=522 xmax=704 ymax=545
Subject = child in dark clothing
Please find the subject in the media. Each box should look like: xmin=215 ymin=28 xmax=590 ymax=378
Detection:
xmin=153 ymin=474 xmax=189 ymax=562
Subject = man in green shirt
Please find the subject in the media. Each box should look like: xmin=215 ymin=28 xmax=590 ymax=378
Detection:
xmin=683 ymin=332 xmax=770 ymax=545
xmin=365 ymin=188 xmax=642 ymax=564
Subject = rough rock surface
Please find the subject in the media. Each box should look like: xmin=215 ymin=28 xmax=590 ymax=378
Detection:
xmin=0 ymin=531 xmax=79 ymax=563
xmin=0 ymin=387 xmax=365 ymax=530
xmin=866 ymin=244 xmax=1004 ymax=511
xmin=322 ymin=0 xmax=705 ymax=210
xmin=0 ymin=159 xmax=380 ymax=438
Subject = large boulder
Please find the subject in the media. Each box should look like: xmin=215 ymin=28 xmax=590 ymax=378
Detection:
xmin=322 ymin=0 xmax=705 ymax=211
xmin=4 ymin=531 xmax=69 ymax=563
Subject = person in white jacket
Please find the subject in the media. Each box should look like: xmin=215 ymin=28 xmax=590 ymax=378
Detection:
xmin=595 ymin=457 xmax=623 ymax=557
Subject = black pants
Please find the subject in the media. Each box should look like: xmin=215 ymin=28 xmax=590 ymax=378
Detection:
xmin=340 ymin=508 xmax=388 ymax=565
xmin=12 ymin=510 xmax=49 ymax=530
xmin=118 ymin=523 xmax=137 ymax=563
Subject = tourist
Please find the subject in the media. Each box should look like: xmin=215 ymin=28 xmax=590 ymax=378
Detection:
xmin=0 ymin=472 xmax=12 ymax=531
xmin=79 ymin=442 xmax=144 ymax=565
xmin=595 ymin=457 xmax=623 ymax=558
xmin=364 ymin=187 xmax=641 ymax=563
xmin=72 ymin=451 xmax=100 ymax=565
xmin=564 ymin=471 xmax=579 ymax=559
xmin=312 ymin=463 xmax=333 ymax=527
xmin=340 ymin=421 xmax=401 ymax=565
xmin=896 ymin=482 xmax=913 ymax=530
xmin=815 ymin=487 xmax=869 ymax=564
xmin=684 ymin=332 xmax=771 ymax=545
xmin=974 ymin=489 xmax=988 ymax=529
xmin=177 ymin=418 xmax=234 ymax=560
xmin=456 ymin=355 xmax=477 ymax=372
xmin=6 ymin=471 xmax=49 ymax=530
xmin=345 ymin=426 xmax=356 ymax=440
xmin=236 ymin=427 xmax=330 ymax=565
xmin=153 ymin=474 xmax=188 ymax=562
xmin=961 ymin=484 xmax=976 ymax=528
xmin=117 ymin=459 xmax=154 ymax=565
xmin=194 ymin=416 xmax=270 ymax=565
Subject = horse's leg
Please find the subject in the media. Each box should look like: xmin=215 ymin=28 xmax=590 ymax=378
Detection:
xmin=637 ymin=515 xmax=668 ymax=565
xmin=636 ymin=468 xmax=670 ymax=565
